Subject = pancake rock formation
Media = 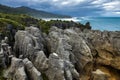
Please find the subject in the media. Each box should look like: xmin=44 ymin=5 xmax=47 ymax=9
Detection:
xmin=0 ymin=26 xmax=120 ymax=80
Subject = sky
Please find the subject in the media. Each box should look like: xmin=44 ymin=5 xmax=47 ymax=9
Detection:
xmin=0 ymin=0 xmax=120 ymax=17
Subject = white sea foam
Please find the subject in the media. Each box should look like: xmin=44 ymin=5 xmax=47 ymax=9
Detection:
xmin=42 ymin=17 xmax=80 ymax=22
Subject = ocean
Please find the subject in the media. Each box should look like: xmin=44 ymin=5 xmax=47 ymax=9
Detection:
xmin=43 ymin=17 xmax=120 ymax=31
xmin=77 ymin=17 xmax=120 ymax=31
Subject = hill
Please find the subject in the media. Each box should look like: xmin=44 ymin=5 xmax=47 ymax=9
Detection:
xmin=0 ymin=4 xmax=71 ymax=18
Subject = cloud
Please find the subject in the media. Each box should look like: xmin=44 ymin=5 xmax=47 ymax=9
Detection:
xmin=101 ymin=1 xmax=120 ymax=16
xmin=0 ymin=0 xmax=120 ymax=16
xmin=102 ymin=1 xmax=120 ymax=11
xmin=52 ymin=0 xmax=86 ymax=6
xmin=5 ymin=0 xmax=89 ymax=8
xmin=90 ymin=0 xmax=120 ymax=16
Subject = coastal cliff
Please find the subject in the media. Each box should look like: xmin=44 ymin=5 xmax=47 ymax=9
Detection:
xmin=0 ymin=25 xmax=120 ymax=80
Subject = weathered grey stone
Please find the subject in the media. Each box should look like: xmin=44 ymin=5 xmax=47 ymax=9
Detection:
xmin=47 ymin=26 xmax=92 ymax=78
xmin=80 ymin=30 xmax=120 ymax=70
xmin=23 ymin=58 xmax=43 ymax=80
xmin=14 ymin=26 xmax=48 ymax=72
xmin=47 ymin=26 xmax=120 ymax=80
xmin=11 ymin=26 xmax=120 ymax=80
xmin=46 ymin=53 xmax=79 ymax=80
xmin=25 ymin=26 xmax=45 ymax=51
xmin=0 ymin=37 xmax=12 ymax=68
xmin=46 ymin=53 xmax=65 ymax=80
xmin=0 ymin=50 xmax=6 ymax=68
xmin=4 ymin=57 xmax=27 ymax=80
xmin=34 ymin=51 xmax=48 ymax=71
xmin=14 ymin=26 xmax=45 ymax=58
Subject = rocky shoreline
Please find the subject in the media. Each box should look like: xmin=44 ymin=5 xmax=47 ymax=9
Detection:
xmin=0 ymin=26 xmax=120 ymax=80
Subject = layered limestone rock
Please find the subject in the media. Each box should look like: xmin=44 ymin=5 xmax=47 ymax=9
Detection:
xmin=0 ymin=37 xmax=12 ymax=68
xmin=0 ymin=27 xmax=44 ymax=80
xmin=0 ymin=26 xmax=120 ymax=80
xmin=4 ymin=57 xmax=27 ymax=80
xmin=47 ymin=26 xmax=120 ymax=80
xmin=47 ymin=27 xmax=93 ymax=78
xmin=14 ymin=26 xmax=45 ymax=58
xmin=80 ymin=30 xmax=120 ymax=70
xmin=14 ymin=26 xmax=79 ymax=80
xmin=91 ymin=69 xmax=110 ymax=80
xmin=46 ymin=53 xmax=79 ymax=80
xmin=14 ymin=26 xmax=48 ymax=71
xmin=23 ymin=58 xmax=43 ymax=80
xmin=4 ymin=57 xmax=43 ymax=80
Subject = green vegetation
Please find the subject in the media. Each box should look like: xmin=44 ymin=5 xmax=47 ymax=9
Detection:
xmin=0 ymin=12 xmax=39 ymax=43
xmin=0 ymin=4 xmax=71 ymax=18
xmin=0 ymin=68 xmax=6 ymax=80
xmin=0 ymin=4 xmax=91 ymax=35
xmin=0 ymin=18 xmax=24 ymax=29
xmin=41 ymin=73 xmax=49 ymax=80
xmin=38 ymin=20 xmax=51 ymax=34
xmin=0 ymin=13 xmax=38 ymax=26
xmin=0 ymin=12 xmax=91 ymax=37
xmin=0 ymin=13 xmax=39 ymax=29
xmin=39 ymin=19 xmax=91 ymax=34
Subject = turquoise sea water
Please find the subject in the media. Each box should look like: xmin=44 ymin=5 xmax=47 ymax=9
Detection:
xmin=78 ymin=17 xmax=120 ymax=31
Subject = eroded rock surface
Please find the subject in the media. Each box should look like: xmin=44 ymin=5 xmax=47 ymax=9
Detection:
xmin=14 ymin=26 xmax=48 ymax=71
xmin=47 ymin=27 xmax=120 ymax=80
xmin=47 ymin=26 xmax=92 ymax=79
xmin=91 ymin=69 xmax=110 ymax=80
xmin=23 ymin=58 xmax=43 ymax=80
xmin=4 ymin=57 xmax=27 ymax=80
xmin=4 ymin=57 xmax=43 ymax=80
xmin=0 ymin=26 xmax=120 ymax=80
xmin=0 ymin=37 xmax=12 ymax=68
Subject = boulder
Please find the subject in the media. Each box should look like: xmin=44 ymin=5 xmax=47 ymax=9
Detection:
xmin=81 ymin=30 xmax=120 ymax=70
xmin=0 ymin=37 xmax=12 ymax=68
xmin=34 ymin=51 xmax=48 ymax=71
xmin=47 ymin=26 xmax=120 ymax=80
xmin=46 ymin=53 xmax=79 ymax=80
xmin=47 ymin=26 xmax=92 ymax=76
xmin=23 ymin=58 xmax=43 ymax=80
xmin=14 ymin=26 xmax=45 ymax=58
xmin=14 ymin=26 xmax=48 ymax=71
xmin=4 ymin=57 xmax=27 ymax=80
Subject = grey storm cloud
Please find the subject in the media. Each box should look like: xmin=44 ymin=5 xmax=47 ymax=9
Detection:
xmin=0 ymin=0 xmax=120 ymax=16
